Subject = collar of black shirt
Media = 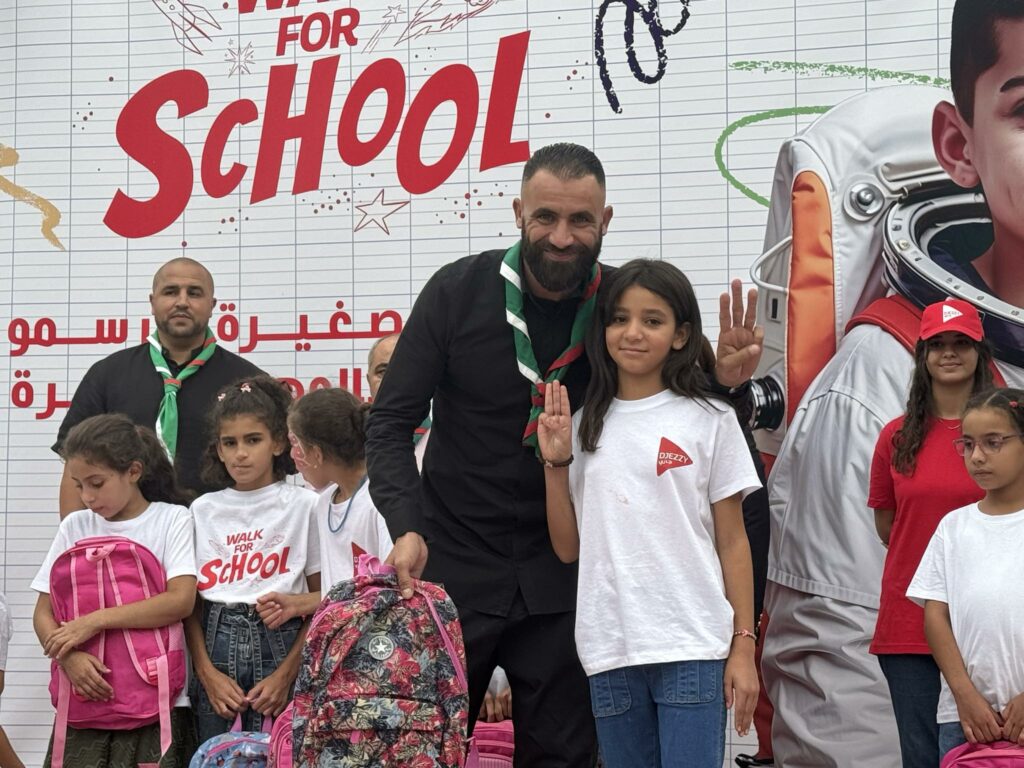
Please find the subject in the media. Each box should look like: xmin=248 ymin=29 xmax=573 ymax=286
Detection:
xmin=163 ymin=342 xmax=208 ymax=376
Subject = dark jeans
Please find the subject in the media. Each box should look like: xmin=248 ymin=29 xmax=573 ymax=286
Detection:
xmin=190 ymin=600 xmax=302 ymax=744
xmin=460 ymin=590 xmax=597 ymax=767
xmin=938 ymin=721 xmax=967 ymax=760
xmin=877 ymin=653 xmax=941 ymax=768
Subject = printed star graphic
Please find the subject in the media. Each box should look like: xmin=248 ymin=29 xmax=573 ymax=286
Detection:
xmin=353 ymin=189 xmax=410 ymax=235
xmin=225 ymin=40 xmax=255 ymax=77
xmin=383 ymin=4 xmax=404 ymax=23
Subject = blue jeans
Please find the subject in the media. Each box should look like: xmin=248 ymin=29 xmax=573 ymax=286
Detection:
xmin=588 ymin=660 xmax=726 ymax=768
xmin=939 ymin=722 xmax=967 ymax=761
xmin=877 ymin=653 xmax=941 ymax=768
xmin=190 ymin=600 xmax=302 ymax=744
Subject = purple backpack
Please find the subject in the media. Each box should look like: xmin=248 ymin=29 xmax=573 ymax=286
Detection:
xmin=189 ymin=713 xmax=272 ymax=768
xmin=48 ymin=536 xmax=185 ymax=768
xmin=942 ymin=740 xmax=1024 ymax=766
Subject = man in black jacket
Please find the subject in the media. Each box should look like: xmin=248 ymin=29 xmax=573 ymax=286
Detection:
xmin=366 ymin=143 xmax=762 ymax=765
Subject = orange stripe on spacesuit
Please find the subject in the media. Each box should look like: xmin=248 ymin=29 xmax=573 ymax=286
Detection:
xmin=786 ymin=171 xmax=836 ymax=424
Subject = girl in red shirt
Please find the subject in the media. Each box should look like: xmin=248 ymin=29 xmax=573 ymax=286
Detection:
xmin=868 ymin=299 xmax=994 ymax=768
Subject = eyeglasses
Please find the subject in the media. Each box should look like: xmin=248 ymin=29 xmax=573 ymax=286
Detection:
xmin=953 ymin=434 xmax=1024 ymax=456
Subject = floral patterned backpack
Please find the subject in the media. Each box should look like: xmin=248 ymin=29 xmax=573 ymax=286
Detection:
xmin=291 ymin=555 xmax=469 ymax=767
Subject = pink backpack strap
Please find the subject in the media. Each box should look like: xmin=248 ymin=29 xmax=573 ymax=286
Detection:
xmin=50 ymin=670 xmax=72 ymax=768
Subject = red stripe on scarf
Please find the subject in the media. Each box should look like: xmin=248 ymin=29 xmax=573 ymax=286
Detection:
xmin=164 ymin=378 xmax=182 ymax=386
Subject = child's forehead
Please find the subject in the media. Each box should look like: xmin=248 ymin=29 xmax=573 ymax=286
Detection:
xmin=219 ymin=414 xmax=271 ymax=435
xmin=962 ymin=406 xmax=1016 ymax=433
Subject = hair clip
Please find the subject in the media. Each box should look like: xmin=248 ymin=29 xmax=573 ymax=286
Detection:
xmin=217 ymin=393 xmax=226 ymax=401
xmin=240 ymin=383 xmax=252 ymax=393
xmin=1010 ymin=400 xmax=1019 ymax=409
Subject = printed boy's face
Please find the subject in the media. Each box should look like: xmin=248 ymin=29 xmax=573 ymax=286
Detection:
xmin=959 ymin=19 xmax=1024 ymax=247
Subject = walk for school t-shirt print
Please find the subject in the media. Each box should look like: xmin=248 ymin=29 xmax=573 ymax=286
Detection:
xmin=192 ymin=482 xmax=321 ymax=605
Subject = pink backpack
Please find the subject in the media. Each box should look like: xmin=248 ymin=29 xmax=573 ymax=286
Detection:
xmin=268 ymin=701 xmax=293 ymax=768
xmin=466 ymin=720 xmax=514 ymax=768
xmin=47 ymin=536 xmax=185 ymax=768
xmin=291 ymin=555 xmax=469 ymax=767
xmin=942 ymin=740 xmax=1024 ymax=766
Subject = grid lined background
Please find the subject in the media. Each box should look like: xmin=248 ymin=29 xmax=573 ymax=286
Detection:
xmin=1 ymin=0 xmax=955 ymax=762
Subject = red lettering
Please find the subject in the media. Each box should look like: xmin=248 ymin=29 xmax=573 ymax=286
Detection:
xmin=240 ymin=0 xmax=299 ymax=13
xmin=228 ymin=553 xmax=246 ymax=583
xmin=337 ymin=58 xmax=405 ymax=167
xmin=397 ymin=64 xmax=479 ymax=194
xmin=279 ymin=546 xmax=292 ymax=575
xmin=480 ymin=31 xmax=531 ymax=171
xmin=198 ymin=560 xmax=220 ymax=591
xmin=247 ymin=551 xmax=265 ymax=575
xmin=300 ymin=12 xmax=332 ymax=52
xmin=103 ymin=70 xmax=209 ymax=238
xmin=329 ymin=8 xmax=360 ymax=48
xmin=276 ymin=16 xmax=303 ymax=57
xmin=309 ymin=377 xmax=332 ymax=391
xmin=251 ymin=56 xmax=339 ymax=204
xmin=202 ymin=99 xmax=259 ymax=198
xmin=261 ymin=552 xmax=280 ymax=578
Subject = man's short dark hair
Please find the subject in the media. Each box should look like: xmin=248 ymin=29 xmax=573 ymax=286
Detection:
xmin=522 ymin=143 xmax=605 ymax=188
xmin=950 ymin=0 xmax=1024 ymax=124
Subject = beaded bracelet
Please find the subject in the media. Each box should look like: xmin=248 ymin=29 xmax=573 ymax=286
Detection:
xmin=539 ymin=455 xmax=574 ymax=468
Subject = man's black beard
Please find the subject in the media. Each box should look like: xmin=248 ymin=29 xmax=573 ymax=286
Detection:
xmin=520 ymin=231 xmax=602 ymax=295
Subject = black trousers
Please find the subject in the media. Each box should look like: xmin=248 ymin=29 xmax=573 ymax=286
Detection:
xmin=460 ymin=591 xmax=598 ymax=767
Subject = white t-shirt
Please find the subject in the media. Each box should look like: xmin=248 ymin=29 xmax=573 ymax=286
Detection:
xmin=317 ymin=481 xmax=393 ymax=590
xmin=31 ymin=502 xmax=197 ymax=707
xmin=907 ymin=503 xmax=1024 ymax=724
xmin=192 ymin=481 xmax=321 ymax=604
xmin=568 ymin=389 xmax=761 ymax=676
xmin=0 ymin=592 xmax=11 ymax=670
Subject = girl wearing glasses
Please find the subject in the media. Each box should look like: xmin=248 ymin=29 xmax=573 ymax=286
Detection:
xmin=908 ymin=387 xmax=1024 ymax=758
xmin=867 ymin=299 xmax=994 ymax=768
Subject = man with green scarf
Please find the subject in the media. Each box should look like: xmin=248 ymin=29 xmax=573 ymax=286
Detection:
xmin=366 ymin=143 xmax=763 ymax=766
xmin=54 ymin=258 xmax=262 ymax=516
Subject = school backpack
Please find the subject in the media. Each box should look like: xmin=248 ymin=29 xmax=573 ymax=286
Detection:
xmin=941 ymin=740 xmax=1024 ymax=767
xmin=748 ymin=84 xmax=952 ymax=464
xmin=466 ymin=720 xmax=514 ymax=768
xmin=47 ymin=536 xmax=185 ymax=768
xmin=268 ymin=701 xmax=293 ymax=768
xmin=291 ymin=554 xmax=469 ymax=767
xmin=189 ymin=713 xmax=273 ymax=768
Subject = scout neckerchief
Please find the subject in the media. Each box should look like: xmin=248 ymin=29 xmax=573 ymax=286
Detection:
xmin=148 ymin=328 xmax=217 ymax=459
xmin=414 ymin=416 xmax=432 ymax=445
xmin=500 ymin=241 xmax=601 ymax=454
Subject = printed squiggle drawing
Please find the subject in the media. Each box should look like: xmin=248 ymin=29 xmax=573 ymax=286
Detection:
xmin=0 ymin=144 xmax=65 ymax=251
xmin=594 ymin=0 xmax=691 ymax=113
xmin=363 ymin=5 xmax=404 ymax=54
xmin=715 ymin=61 xmax=950 ymax=205
xmin=152 ymin=0 xmax=222 ymax=56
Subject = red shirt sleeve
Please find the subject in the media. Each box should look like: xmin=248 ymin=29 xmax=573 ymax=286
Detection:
xmin=868 ymin=418 xmax=900 ymax=509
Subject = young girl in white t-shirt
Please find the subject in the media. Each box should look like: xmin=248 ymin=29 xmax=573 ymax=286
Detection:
xmin=186 ymin=375 xmax=321 ymax=742
xmin=538 ymin=259 xmax=761 ymax=768
xmin=254 ymin=386 xmax=392 ymax=628
xmin=908 ymin=387 xmax=1024 ymax=759
xmin=32 ymin=414 xmax=198 ymax=767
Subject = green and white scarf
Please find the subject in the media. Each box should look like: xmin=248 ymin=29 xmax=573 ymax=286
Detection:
xmin=148 ymin=329 xmax=217 ymax=459
xmin=499 ymin=241 xmax=601 ymax=454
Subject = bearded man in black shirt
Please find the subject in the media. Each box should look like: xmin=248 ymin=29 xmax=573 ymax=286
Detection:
xmin=366 ymin=143 xmax=762 ymax=766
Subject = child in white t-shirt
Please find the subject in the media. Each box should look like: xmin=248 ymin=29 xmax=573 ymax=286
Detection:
xmin=31 ymin=414 xmax=198 ymax=767
xmin=0 ymin=591 xmax=24 ymax=768
xmin=538 ymin=259 xmax=761 ymax=768
xmin=186 ymin=376 xmax=321 ymax=742
xmin=908 ymin=387 xmax=1024 ymax=759
xmin=255 ymin=386 xmax=393 ymax=627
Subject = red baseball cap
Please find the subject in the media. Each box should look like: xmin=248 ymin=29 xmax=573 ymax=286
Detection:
xmin=918 ymin=298 xmax=984 ymax=341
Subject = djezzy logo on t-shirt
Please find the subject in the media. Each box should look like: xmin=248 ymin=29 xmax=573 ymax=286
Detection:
xmin=657 ymin=437 xmax=693 ymax=476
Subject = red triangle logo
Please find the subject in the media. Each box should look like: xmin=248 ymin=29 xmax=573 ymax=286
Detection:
xmin=657 ymin=437 xmax=693 ymax=476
